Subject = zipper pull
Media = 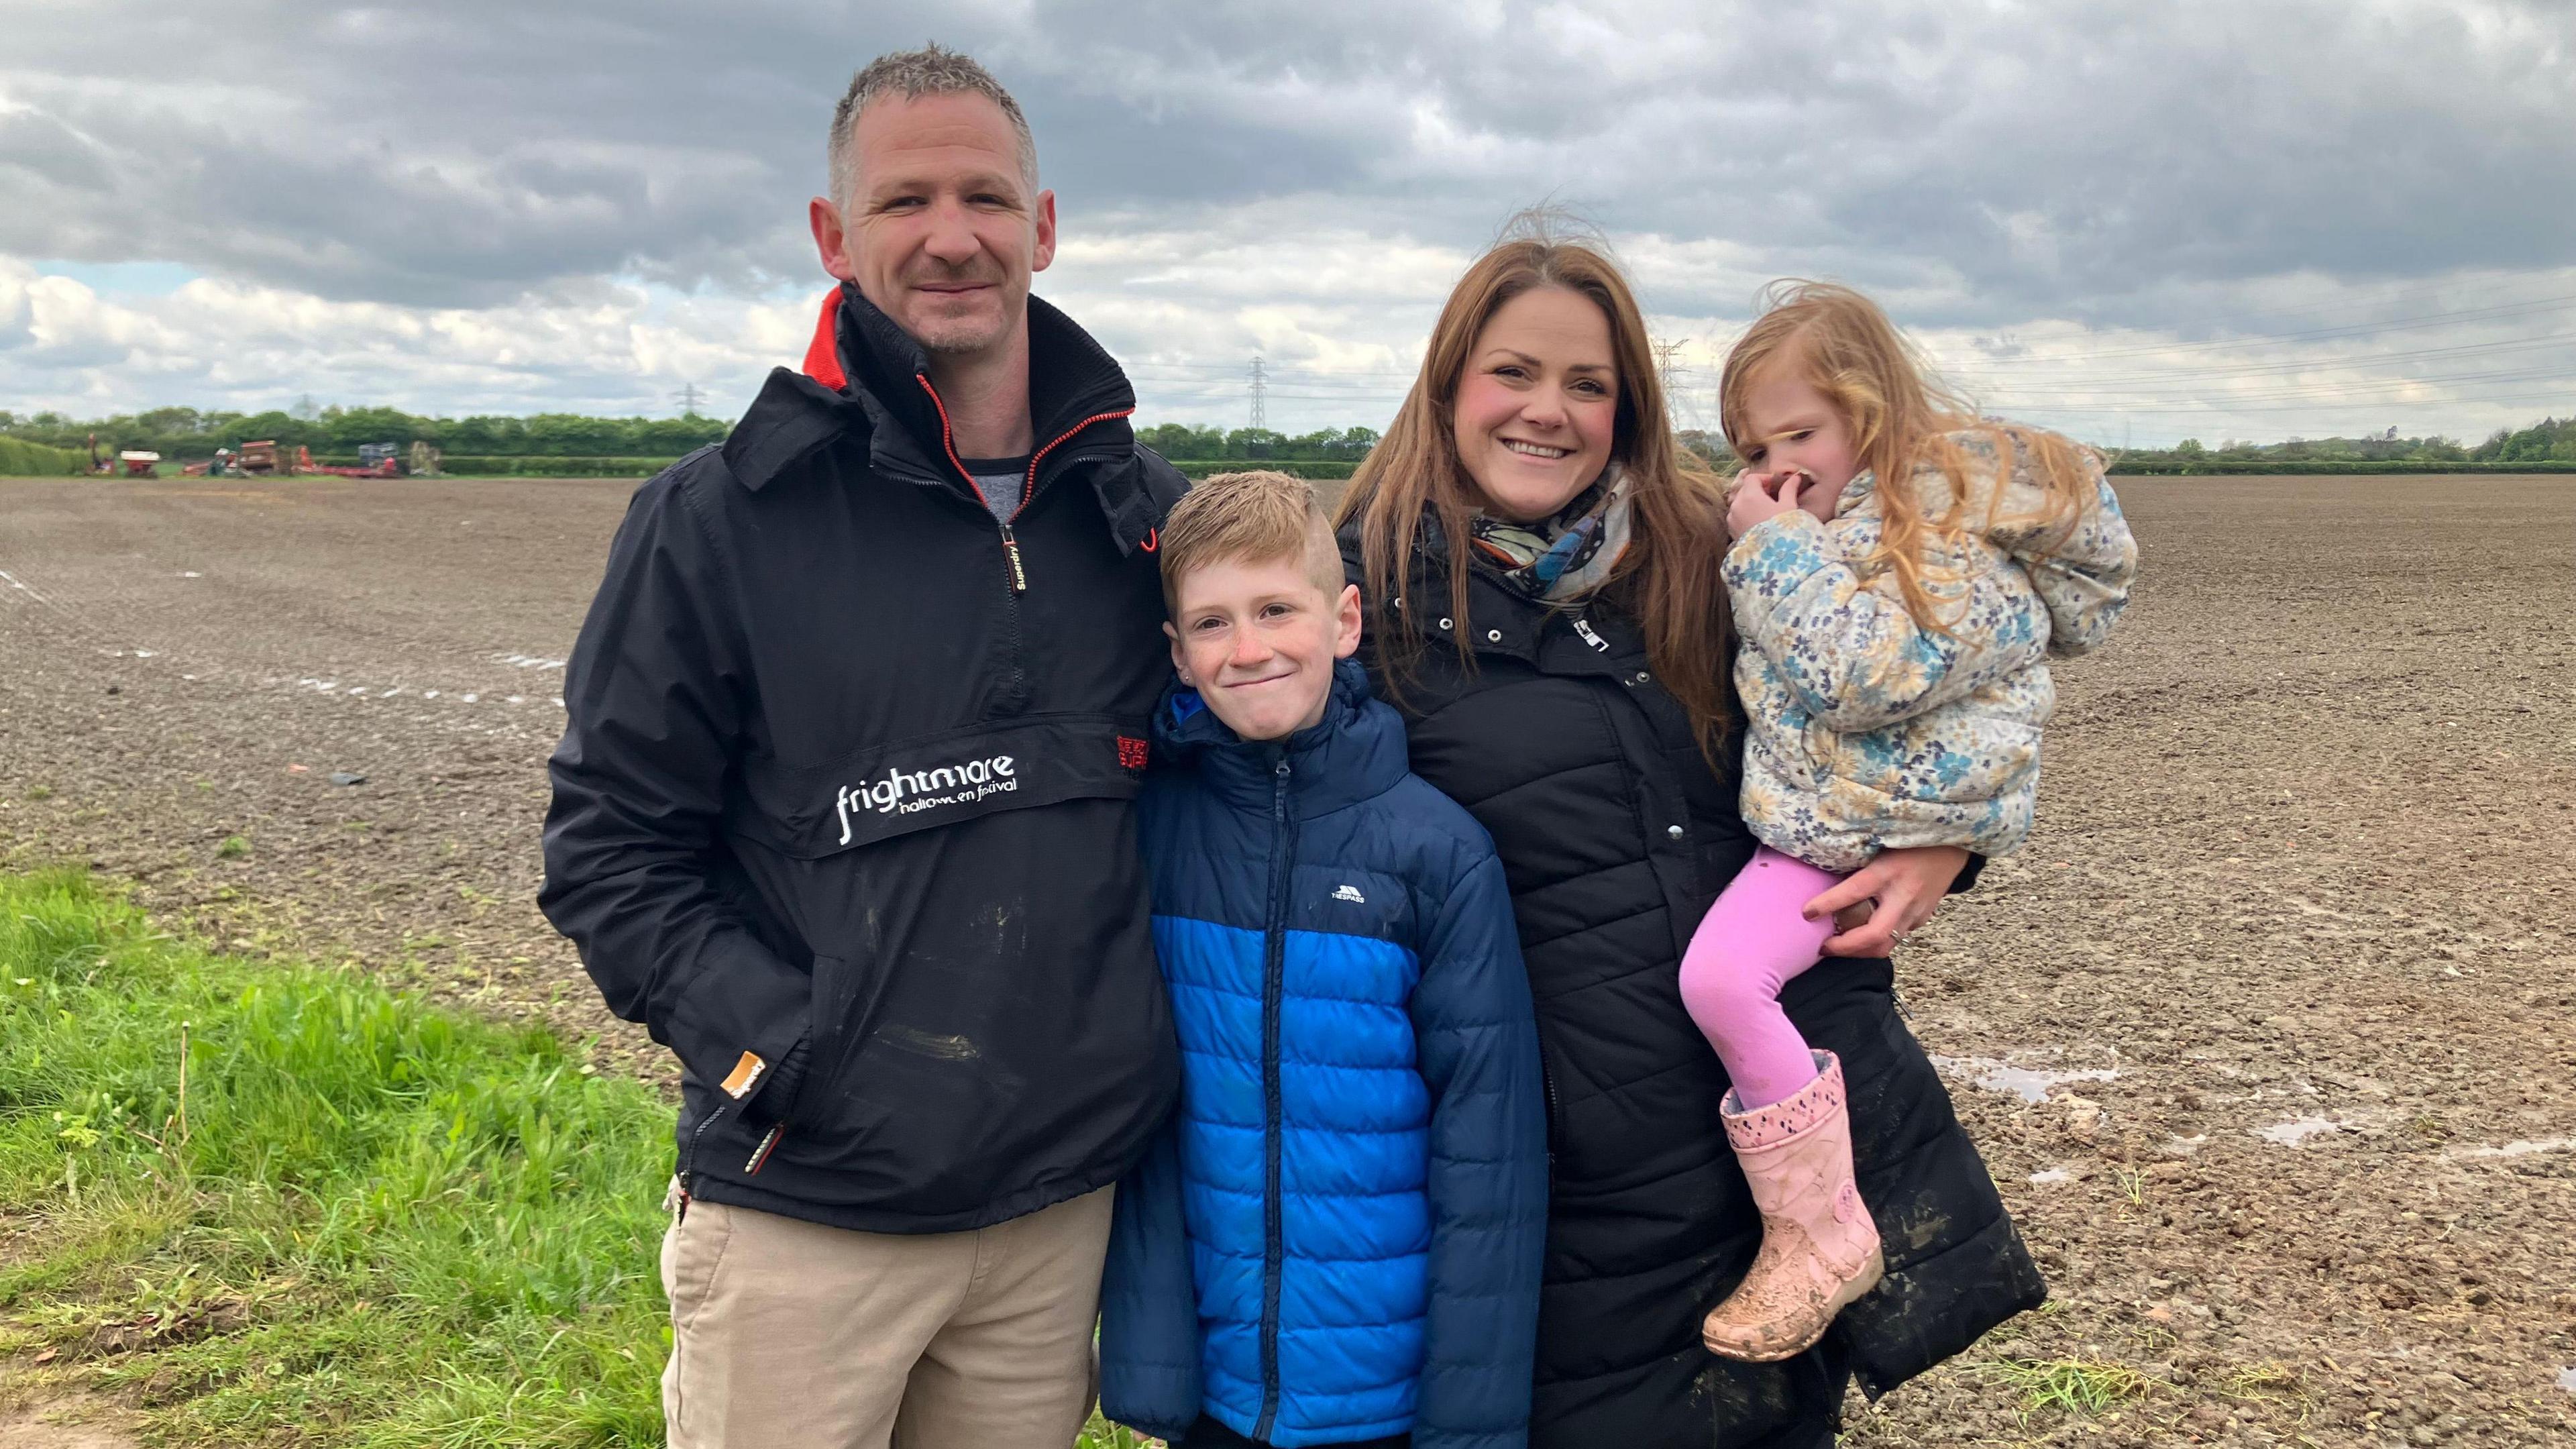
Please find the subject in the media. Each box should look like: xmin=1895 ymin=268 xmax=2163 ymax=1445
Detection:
xmin=998 ymin=521 xmax=1028 ymax=592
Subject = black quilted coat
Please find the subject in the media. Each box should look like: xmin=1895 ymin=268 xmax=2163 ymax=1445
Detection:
xmin=1340 ymin=523 xmax=2045 ymax=1449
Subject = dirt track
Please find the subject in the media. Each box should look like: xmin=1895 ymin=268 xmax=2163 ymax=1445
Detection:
xmin=3 ymin=472 xmax=2572 ymax=1446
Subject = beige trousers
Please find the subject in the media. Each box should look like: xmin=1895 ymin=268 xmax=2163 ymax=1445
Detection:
xmin=659 ymin=1184 xmax=1115 ymax=1449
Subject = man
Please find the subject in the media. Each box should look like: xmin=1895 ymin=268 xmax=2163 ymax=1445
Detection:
xmin=541 ymin=45 xmax=1185 ymax=1448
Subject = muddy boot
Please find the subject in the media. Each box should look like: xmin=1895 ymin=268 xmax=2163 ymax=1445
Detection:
xmin=1702 ymin=1051 xmax=1885 ymax=1362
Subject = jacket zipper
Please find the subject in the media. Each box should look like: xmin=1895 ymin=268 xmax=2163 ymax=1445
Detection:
xmin=1254 ymin=751 xmax=1293 ymax=1443
xmin=912 ymin=375 xmax=1132 ymax=595
xmin=1537 ymin=1042 xmax=1561 ymax=1183
xmin=678 ymin=1102 xmax=731 ymax=1192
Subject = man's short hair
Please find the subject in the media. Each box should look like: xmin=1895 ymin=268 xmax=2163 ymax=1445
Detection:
xmin=1160 ymin=470 xmax=1346 ymax=615
xmin=829 ymin=44 xmax=1038 ymax=209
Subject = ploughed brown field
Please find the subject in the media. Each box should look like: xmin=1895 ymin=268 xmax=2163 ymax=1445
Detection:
xmin=2 ymin=472 xmax=2571 ymax=1447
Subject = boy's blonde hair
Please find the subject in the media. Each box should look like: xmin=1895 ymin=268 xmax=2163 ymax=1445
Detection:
xmin=1719 ymin=280 xmax=2098 ymax=634
xmin=1160 ymin=470 xmax=1344 ymax=614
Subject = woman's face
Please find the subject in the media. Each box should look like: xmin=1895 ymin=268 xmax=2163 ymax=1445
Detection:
xmin=1450 ymin=285 xmax=1619 ymax=523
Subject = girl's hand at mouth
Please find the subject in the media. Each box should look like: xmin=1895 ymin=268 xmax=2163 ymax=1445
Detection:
xmin=1726 ymin=468 xmax=1816 ymax=539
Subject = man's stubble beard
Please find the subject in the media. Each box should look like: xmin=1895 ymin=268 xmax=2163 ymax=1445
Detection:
xmin=904 ymin=275 xmax=1020 ymax=359
xmin=914 ymin=314 xmax=1011 ymax=357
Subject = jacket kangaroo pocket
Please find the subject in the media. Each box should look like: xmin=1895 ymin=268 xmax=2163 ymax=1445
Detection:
xmin=777 ymin=945 xmax=1032 ymax=1185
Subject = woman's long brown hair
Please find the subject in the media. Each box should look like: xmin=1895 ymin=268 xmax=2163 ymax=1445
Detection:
xmin=1334 ymin=215 xmax=1735 ymax=758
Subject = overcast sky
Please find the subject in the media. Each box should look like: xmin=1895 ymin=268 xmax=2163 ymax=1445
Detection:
xmin=4 ymin=0 xmax=2573 ymax=445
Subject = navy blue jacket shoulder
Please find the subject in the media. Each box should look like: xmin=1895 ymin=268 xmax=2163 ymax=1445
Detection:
xmin=539 ymin=283 xmax=1185 ymax=1232
xmin=1099 ymin=661 xmax=1549 ymax=1449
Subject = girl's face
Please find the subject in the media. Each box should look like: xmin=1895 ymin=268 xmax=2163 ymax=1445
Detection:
xmin=1450 ymin=285 xmax=1619 ymax=523
xmin=1737 ymin=366 xmax=1859 ymax=512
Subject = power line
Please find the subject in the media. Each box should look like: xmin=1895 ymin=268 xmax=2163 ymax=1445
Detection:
xmin=1980 ymin=387 xmax=2576 ymax=417
xmin=1949 ymin=269 xmax=2576 ymax=356
xmin=1972 ymin=363 xmax=2576 ymax=409
xmin=1939 ymin=331 xmax=2576 ymax=390
xmin=1927 ymin=292 xmax=2576 ymax=370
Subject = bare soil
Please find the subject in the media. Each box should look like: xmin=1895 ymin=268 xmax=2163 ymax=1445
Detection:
xmin=3 ymin=472 xmax=2571 ymax=1448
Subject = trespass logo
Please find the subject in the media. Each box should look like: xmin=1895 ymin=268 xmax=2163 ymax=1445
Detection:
xmin=834 ymin=753 xmax=1018 ymax=843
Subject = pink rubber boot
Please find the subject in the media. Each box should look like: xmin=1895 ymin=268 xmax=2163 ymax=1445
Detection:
xmin=1701 ymin=1051 xmax=1884 ymax=1362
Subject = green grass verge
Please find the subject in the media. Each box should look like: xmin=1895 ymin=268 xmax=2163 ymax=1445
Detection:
xmin=0 ymin=870 xmax=1152 ymax=1446
xmin=0 ymin=869 xmax=671 ymax=1444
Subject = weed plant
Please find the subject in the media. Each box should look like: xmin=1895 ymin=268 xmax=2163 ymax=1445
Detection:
xmin=1980 ymin=1354 xmax=2154 ymax=1422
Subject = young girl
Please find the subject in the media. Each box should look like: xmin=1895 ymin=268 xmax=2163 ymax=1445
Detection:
xmin=1682 ymin=280 xmax=2137 ymax=1361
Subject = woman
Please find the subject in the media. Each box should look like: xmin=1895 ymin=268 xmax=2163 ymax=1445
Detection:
xmin=1335 ymin=219 xmax=2045 ymax=1448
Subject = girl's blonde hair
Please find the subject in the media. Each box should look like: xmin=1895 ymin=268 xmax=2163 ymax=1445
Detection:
xmin=1718 ymin=280 xmax=2099 ymax=633
xmin=1337 ymin=213 xmax=1734 ymax=758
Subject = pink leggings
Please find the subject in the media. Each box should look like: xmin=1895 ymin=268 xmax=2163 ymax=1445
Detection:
xmin=1677 ymin=847 xmax=1843 ymax=1110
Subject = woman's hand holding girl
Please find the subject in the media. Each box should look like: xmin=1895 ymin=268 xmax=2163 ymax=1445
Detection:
xmin=1803 ymin=845 xmax=1974 ymax=957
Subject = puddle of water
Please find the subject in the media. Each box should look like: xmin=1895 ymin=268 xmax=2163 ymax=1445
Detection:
xmin=2163 ymin=1134 xmax=2208 ymax=1156
xmin=1930 ymin=1053 xmax=2120 ymax=1104
xmin=2445 ymin=1136 xmax=2576 ymax=1162
xmin=2027 ymin=1167 xmax=2072 ymax=1185
xmin=2255 ymin=1115 xmax=2346 ymax=1146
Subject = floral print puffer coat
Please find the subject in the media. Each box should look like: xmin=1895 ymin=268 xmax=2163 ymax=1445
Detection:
xmin=1723 ymin=426 xmax=2137 ymax=871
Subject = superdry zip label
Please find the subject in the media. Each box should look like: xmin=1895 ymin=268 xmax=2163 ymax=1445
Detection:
xmin=999 ymin=521 xmax=1028 ymax=592
xmin=1253 ymin=752 xmax=1292 ymax=1444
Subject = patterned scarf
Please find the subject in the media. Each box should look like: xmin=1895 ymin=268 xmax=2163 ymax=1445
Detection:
xmin=1466 ymin=466 xmax=1634 ymax=601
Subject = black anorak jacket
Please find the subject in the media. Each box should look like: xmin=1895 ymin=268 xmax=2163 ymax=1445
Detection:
xmin=541 ymin=283 xmax=1185 ymax=1232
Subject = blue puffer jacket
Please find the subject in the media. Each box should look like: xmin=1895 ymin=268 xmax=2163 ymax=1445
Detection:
xmin=1099 ymin=659 xmax=1549 ymax=1449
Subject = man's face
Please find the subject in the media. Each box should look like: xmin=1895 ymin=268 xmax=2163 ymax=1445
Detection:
xmin=1165 ymin=555 xmax=1362 ymax=743
xmin=810 ymin=92 xmax=1055 ymax=359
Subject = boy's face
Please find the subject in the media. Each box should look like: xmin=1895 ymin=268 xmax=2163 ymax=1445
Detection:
xmin=1166 ymin=553 xmax=1362 ymax=742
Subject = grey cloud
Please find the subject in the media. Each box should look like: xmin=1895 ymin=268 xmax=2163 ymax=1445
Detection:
xmin=1 ymin=0 xmax=2572 ymax=335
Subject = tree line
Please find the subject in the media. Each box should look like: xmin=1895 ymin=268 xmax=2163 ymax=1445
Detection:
xmin=0 ymin=409 xmax=1397 ymax=468
xmin=7 ymin=405 xmax=2575 ymax=472
xmin=0 ymin=406 xmax=731 ymax=461
xmin=2107 ymin=419 xmax=2576 ymax=469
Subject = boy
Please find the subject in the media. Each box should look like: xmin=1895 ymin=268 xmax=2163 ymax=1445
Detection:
xmin=1097 ymin=472 xmax=1550 ymax=1449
